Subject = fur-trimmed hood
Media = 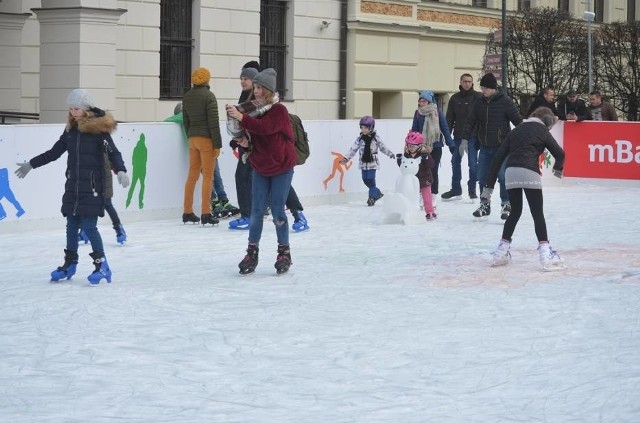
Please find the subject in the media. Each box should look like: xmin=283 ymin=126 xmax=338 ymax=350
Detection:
xmin=66 ymin=111 xmax=117 ymax=134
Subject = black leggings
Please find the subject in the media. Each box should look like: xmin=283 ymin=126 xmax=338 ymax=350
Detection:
xmin=501 ymin=188 xmax=548 ymax=243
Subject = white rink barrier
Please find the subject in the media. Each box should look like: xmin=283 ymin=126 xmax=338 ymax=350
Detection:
xmin=0 ymin=118 xmax=607 ymax=231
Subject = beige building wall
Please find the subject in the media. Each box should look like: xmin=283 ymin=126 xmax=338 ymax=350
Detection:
xmin=1 ymin=0 xmax=637 ymax=122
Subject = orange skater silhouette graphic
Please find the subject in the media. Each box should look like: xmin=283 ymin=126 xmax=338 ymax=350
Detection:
xmin=323 ymin=151 xmax=352 ymax=192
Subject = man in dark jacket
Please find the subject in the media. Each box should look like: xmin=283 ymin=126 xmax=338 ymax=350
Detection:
xmin=442 ymin=73 xmax=482 ymax=201
xmin=526 ymin=87 xmax=558 ymax=117
xmin=461 ymin=72 xmax=523 ymax=220
xmin=557 ymin=89 xmax=591 ymax=121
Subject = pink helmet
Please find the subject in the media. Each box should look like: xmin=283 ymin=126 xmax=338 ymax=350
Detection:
xmin=405 ymin=131 xmax=424 ymax=146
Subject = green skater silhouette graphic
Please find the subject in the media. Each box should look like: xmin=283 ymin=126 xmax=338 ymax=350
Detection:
xmin=126 ymin=133 xmax=148 ymax=209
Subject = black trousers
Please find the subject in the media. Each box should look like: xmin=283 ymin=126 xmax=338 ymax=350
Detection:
xmin=235 ymin=159 xmax=253 ymax=218
xmin=502 ymin=188 xmax=548 ymax=243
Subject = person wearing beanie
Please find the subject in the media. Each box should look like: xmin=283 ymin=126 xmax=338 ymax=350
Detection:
xmin=411 ymin=89 xmax=453 ymax=211
xmin=228 ymin=61 xmax=261 ymax=230
xmin=191 ymin=67 xmax=211 ymax=86
xmin=443 ymin=73 xmax=482 ymax=202
xmin=181 ymin=67 xmax=223 ymax=226
xmin=14 ymin=88 xmax=129 ymax=285
xmin=252 ymin=68 xmax=277 ymax=93
xmin=460 ymin=73 xmax=523 ymax=221
xmin=479 ymin=72 xmax=498 ymax=90
xmin=557 ymin=89 xmax=591 ymax=122
xmin=226 ymin=67 xmax=298 ymax=275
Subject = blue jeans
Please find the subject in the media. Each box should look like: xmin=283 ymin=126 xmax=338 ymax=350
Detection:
xmin=361 ymin=169 xmax=381 ymax=198
xmin=66 ymin=215 xmax=104 ymax=254
xmin=211 ymin=159 xmax=228 ymax=202
xmin=477 ymin=146 xmax=508 ymax=204
xmin=248 ymin=169 xmax=294 ymax=246
xmin=450 ymin=137 xmax=479 ymax=194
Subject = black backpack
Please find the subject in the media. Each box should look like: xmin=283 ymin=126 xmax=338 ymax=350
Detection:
xmin=289 ymin=113 xmax=310 ymax=165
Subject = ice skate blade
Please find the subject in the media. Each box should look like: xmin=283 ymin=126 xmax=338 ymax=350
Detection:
xmin=292 ymin=227 xmax=310 ymax=233
xmin=442 ymin=196 xmax=462 ymax=202
xmin=491 ymin=259 xmax=510 ymax=267
xmin=473 ymin=216 xmax=489 ymax=222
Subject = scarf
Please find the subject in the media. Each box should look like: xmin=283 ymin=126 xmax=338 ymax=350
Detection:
xmin=235 ymin=93 xmax=280 ymax=163
xmin=417 ymin=103 xmax=440 ymax=150
xmin=361 ymin=133 xmax=374 ymax=163
xmin=226 ymin=93 xmax=279 ymax=139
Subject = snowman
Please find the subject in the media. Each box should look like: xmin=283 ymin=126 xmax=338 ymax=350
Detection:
xmin=382 ymin=152 xmax=424 ymax=225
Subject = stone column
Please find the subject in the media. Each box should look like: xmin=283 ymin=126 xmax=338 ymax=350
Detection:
xmin=32 ymin=6 xmax=126 ymax=123
xmin=0 ymin=13 xmax=31 ymax=113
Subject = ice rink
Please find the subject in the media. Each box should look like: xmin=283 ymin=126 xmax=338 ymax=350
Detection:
xmin=1 ymin=181 xmax=639 ymax=422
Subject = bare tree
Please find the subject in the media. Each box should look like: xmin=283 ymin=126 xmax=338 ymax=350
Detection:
xmin=594 ymin=21 xmax=640 ymax=121
xmin=483 ymin=8 xmax=589 ymax=110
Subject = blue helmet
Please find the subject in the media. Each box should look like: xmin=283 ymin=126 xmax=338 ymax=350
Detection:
xmin=359 ymin=115 xmax=375 ymax=130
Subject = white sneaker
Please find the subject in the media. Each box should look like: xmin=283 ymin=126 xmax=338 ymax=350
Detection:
xmin=538 ymin=242 xmax=566 ymax=271
xmin=491 ymin=239 xmax=511 ymax=267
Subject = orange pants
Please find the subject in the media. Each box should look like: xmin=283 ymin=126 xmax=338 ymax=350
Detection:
xmin=183 ymin=136 xmax=220 ymax=215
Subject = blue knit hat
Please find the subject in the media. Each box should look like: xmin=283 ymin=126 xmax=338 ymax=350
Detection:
xmin=419 ymin=90 xmax=435 ymax=103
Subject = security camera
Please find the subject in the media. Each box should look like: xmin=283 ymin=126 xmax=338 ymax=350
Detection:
xmin=583 ymin=11 xmax=595 ymax=21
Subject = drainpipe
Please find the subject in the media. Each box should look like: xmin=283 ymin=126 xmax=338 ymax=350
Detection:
xmin=338 ymin=0 xmax=347 ymax=119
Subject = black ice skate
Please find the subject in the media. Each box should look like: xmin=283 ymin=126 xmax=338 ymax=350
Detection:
xmin=367 ymin=193 xmax=384 ymax=206
xmin=274 ymin=244 xmax=292 ymax=274
xmin=201 ymin=213 xmax=219 ymax=226
xmin=473 ymin=202 xmax=491 ymax=219
xmin=239 ymin=244 xmax=259 ymax=275
xmin=182 ymin=213 xmax=200 ymax=224
xmin=500 ymin=203 xmax=511 ymax=220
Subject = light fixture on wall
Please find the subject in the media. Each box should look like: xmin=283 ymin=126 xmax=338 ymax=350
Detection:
xmin=320 ymin=20 xmax=331 ymax=30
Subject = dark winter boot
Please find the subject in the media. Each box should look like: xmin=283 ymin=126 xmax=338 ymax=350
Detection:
xmin=239 ymin=244 xmax=259 ymax=275
xmin=274 ymin=244 xmax=292 ymax=275
xmin=87 ymin=252 xmax=112 ymax=285
xmin=182 ymin=213 xmax=200 ymax=224
xmin=201 ymin=213 xmax=219 ymax=226
xmin=114 ymin=224 xmax=127 ymax=245
xmin=51 ymin=249 xmax=79 ymax=282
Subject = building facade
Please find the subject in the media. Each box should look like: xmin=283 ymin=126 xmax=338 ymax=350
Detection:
xmin=0 ymin=0 xmax=637 ymax=123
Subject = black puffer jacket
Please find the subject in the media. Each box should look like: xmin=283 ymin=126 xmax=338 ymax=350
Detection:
xmin=29 ymin=112 xmax=126 ymax=217
xmin=485 ymin=118 xmax=565 ymax=189
xmin=461 ymin=90 xmax=523 ymax=148
xmin=446 ymin=86 xmax=481 ymax=137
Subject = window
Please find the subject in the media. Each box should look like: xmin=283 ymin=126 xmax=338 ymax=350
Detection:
xmin=472 ymin=0 xmax=487 ymax=7
xmin=160 ymin=0 xmax=193 ymax=99
xmin=558 ymin=0 xmax=569 ymax=12
xmin=594 ymin=0 xmax=604 ymax=23
xmin=629 ymin=0 xmax=637 ymax=22
xmin=518 ymin=0 xmax=531 ymax=11
xmin=260 ymin=0 xmax=288 ymax=98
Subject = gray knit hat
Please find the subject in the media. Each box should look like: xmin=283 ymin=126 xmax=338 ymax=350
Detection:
xmin=67 ymin=89 xmax=94 ymax=110
xmin=240 ymin=67 xmax=259 ymax=81
xmin=253 ymin=68 xmax=277 ymax=93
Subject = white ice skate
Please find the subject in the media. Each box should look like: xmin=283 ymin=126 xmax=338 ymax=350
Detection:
xmin=538 ymin=242 xmax=566 ymax=271
xmin=491 ymin=239 xmax=511 ymax=267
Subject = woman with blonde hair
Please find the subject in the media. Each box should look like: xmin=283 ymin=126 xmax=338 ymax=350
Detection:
xmin=226 ymin=68 xmax=297 ymax=275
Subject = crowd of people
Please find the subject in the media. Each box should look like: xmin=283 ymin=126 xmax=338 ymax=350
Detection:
xmin=19 ymin=66 xmax=623 ymax=280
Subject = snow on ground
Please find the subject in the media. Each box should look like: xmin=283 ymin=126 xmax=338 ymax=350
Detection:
xmin=1 ymin=182 xmax=639 ymax=422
